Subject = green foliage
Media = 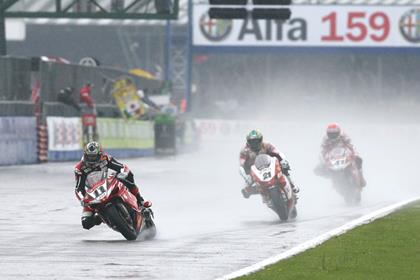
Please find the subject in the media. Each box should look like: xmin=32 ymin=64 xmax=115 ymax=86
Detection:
xmin=238 ymin=202 xmax=420 ymax=280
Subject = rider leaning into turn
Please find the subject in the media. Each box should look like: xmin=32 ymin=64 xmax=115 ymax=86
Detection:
xmin=74 ymin=141 xmax=152 ymax=230
xmin=315 ymin=123 xmax=366 ymax=188
xmin=239 ymin=129 xmax=300 ymax=199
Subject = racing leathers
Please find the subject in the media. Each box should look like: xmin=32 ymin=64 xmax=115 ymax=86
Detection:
xmin=239 ymin=142 xmax=299 ymax=199
xmin=315 ymin=133 xmax=366 ymax=188
xmin=74 ymin=154 xmax=149 ymax=229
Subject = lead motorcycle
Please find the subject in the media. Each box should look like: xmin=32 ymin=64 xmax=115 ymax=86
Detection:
xmin=76 ymin=168 xmax=156 ymax=240
xmin=250 ymin=154 xmax=297 ymax=221
xmin=324 ymin=146 xmax=362 ymax=204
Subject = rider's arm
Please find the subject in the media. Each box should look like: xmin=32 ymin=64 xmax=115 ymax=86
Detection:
xmin=239 ymin=149 xmax=253 ymax=185
xmin=107 ymin=156 xmax=125 ymax=172
xmin=265 ymin=143 xmax=292 ymax=175
xmin=321 ymin=138 xmax=330 ymax=161
xmin=342 ymin=134 xmax=356 ymax=154
xmin=266 ymin=143 xmax=282 ymax=160
xmin=75 ymin=171 xmax=87 ymax=197
xmin=107 ymin=156 xmax=136 ymax=187
xmin=239 ymin=148 xmax=247 ymax=168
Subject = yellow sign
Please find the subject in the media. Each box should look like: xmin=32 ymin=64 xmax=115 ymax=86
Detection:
xmin=111 ymin=77 xmax=145 ymax=119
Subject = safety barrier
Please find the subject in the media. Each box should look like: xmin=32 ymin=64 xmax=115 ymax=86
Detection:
xmin=0 ymin=117 xmax=37 ymax=166
xmin=0 ymin=116 xmax=197 ymax=165
xmin=97 ymin=118 xmax=155 ymax=158
xmin=47 ymin=117 xmax=155 ymax=161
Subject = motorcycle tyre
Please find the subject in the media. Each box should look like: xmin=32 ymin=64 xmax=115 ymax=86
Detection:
xmin=268 ymin=187 xmax=289 ymax=221
xmin=290 ymin=206 xmax=297 ymax=219
xmin=143 ymin=218 xmax=157 ymax=240
xmin=104 ymin=202 xmax=138 ymax=241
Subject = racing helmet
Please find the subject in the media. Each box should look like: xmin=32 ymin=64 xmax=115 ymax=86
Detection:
xmin=326 ymin=123 xmax=341 ymax=140
xmin=83 ymin=141 xmax=103 ymax=166
xmin=246 ymin=129 xmax=263 ymax=152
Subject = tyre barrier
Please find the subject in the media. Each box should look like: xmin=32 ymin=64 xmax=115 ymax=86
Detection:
xmin=37 ymin=124 xmax=48 ymax=162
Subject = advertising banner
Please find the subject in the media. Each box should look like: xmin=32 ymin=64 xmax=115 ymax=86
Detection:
xmin=0 ymin=117 xmax=37 ymax=165
xmin=97 ymin=118 xmax=154 ymax=149
xmin=47 ymin=117 xmax=83 ymax=151
xmin=193 ymin=5 xmax=420 ymax=48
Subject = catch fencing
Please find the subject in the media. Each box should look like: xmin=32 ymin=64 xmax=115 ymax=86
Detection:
xmin=0 ymin=56 xmax=166 ymax=117
xmin=0 ymin=56 xmax=165 ymax=165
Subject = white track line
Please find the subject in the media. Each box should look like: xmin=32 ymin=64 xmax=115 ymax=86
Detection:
xmin=216 ymin=197 xmax=420 ymax=280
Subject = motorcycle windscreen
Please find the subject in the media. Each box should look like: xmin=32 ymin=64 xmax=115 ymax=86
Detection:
xmin=85 ymin=169 xmax=107 ymax=189
xmin=330 ymin=147 xmax=347 ymax=158
xmin=254 ymin=154 xmax=271 ymax=170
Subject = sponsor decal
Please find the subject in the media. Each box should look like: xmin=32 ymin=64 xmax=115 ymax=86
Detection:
xmin=199 ymin=12 xmax=233 ymax=42
xmin=399 ymin=9 xmax=420 ymax=43
xmin=194 ymin=5 xmax=420 ymax=47
xmin=79 ymin=57 xmax=100 ymax=66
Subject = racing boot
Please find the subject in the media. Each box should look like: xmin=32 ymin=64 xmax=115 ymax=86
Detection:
xmin=81 ymin=213 xmax=102 ymax=230
xmin=93 ymin=213 xmax=102 ymax=226
xmin=81 ymin=208 xmax=99 ymax=230
xmin=241 ymin=185 xmax=259 ymax=199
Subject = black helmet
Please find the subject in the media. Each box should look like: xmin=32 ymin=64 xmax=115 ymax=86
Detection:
xmin=246 ymin=129 xmax=263 ymax=152
xmin=83 ymin=141 xmax=102 ymax=166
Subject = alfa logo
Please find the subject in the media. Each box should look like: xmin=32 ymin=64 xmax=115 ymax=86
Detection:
xmin=199 ymin=12 xmax=233 ymax=42
xmin=399 ymin=9 xmax=420 ymax=43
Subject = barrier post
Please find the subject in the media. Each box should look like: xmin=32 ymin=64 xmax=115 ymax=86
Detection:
xmin=0 ymin=1 xmax=6 ymax=55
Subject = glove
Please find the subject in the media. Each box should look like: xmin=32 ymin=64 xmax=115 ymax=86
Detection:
xmin=280 ymin=159 xmax=290 ymax=171
xmin=117 ymin=169 xmax=128 ymax=180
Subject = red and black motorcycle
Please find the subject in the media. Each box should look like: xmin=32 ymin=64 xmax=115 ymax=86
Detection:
xmin=324 ymin=146 xmax=362 ymax=204
xmin=76 ymin=168 xmax=156 ymax=240
xmin=250 ymin=154 xmax=297 ymax=221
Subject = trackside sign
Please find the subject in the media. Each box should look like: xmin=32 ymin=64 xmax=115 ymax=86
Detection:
xmin=193 ymin=5 xmax=420 ymax=47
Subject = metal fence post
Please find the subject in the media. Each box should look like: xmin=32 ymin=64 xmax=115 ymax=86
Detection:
xmin=0 ymin=0 xmax=6 ymax=55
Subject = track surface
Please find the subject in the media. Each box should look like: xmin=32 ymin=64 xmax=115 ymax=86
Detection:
xmin=0 ymin=125 xmax=418 ymax=279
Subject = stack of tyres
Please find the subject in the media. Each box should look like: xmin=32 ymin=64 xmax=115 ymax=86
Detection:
xmin=154 ymin=114 xmax=176 ymax=155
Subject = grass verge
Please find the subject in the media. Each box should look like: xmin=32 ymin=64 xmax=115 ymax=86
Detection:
xmin=237 ymin=201 xmax=420 ymax=280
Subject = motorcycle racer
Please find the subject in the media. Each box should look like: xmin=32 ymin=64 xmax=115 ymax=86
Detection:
xmin=74 ymin=141 xmax=152 ymax=230
xmin=315 ymin=123 xmax=366 ymax=188
xmin=239 ymin=129 xmax=300 ymax=199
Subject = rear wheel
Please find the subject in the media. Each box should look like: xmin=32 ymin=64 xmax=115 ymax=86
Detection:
xmin=103 ymin=202 xmax=138 ymax=241
xmin=268 ymin=187 xmax=289 ymax=221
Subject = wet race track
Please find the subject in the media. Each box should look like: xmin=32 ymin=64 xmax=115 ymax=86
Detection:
xmin=1 ymin=121 xmax=419 ymax=279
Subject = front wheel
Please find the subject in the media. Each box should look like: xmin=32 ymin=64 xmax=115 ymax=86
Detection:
xmin=103 ymin=202 xmax=138 ymax=240
xmin=141 ymin=208 xmax=157 ymax=240
xmin=268 ymin=187 xmax=289 ymax=221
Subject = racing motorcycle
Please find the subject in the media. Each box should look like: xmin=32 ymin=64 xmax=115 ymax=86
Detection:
xmin=324 ymin=146 xmax=362 ymax=204
xmin=250 ymin=154 xmax=297 ymax=221
xmin=76 ymin=168 xmax=156 ymax=241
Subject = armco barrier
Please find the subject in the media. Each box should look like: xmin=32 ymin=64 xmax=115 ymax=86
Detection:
xmin=47 ymin=117 xmax=154 ymax=161
xmin=0 ymin=117 xmax=37 ymax=166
